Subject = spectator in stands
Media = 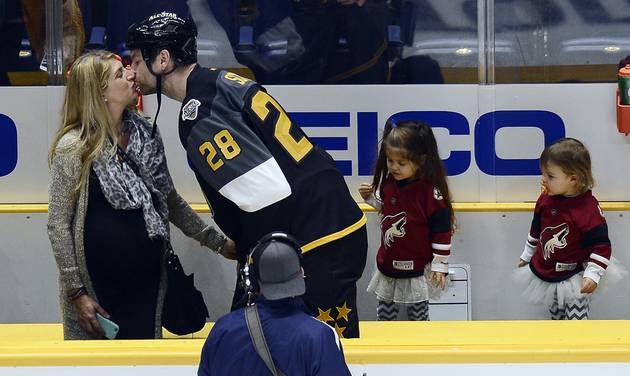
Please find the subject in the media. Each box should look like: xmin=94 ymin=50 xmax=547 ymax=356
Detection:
xmin=198 ymin=232 xmax=351 ymax=376
xmin=93 ymin=0 xmax=191 ymax=53
xmin=210 ymin=0 xmax=389 ymax=84
xmin=47 ymin=50 xmax=234 ymax=340
xmin=390 ymin=55 xmax=444 ymax=84
xmin=22 ymin=0 xmax=85 ymax=75
xmin=0 ymin=1 xmax=24 ymax=85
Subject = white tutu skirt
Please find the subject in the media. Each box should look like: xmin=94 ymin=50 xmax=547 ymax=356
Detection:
xmin=367 ymin=265 xmax=450 ymax=304
xmin=513 ymin=257 xmax=627 ymax=308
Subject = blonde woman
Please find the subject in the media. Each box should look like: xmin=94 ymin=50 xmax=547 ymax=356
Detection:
xmin=48 ymin=50 xmax=234 ymax=340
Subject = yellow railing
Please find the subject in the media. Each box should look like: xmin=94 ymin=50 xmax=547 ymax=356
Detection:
xmin=1 ymin=321 xmax=630 ymax=366
xmin=2 ymin=202 xmax=630 ymax=214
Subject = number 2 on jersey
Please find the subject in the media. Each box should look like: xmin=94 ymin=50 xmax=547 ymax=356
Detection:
xmin=198 ymin=129 xmax=241 ymax=171
xmin=250 ymin=91 xmax=313 ymax=162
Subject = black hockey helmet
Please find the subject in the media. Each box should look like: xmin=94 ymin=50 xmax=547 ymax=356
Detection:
xmin=126 ymin=12 xmax=198 ymax=138
xmin=126 ymin=11 xmax=198 ymax=68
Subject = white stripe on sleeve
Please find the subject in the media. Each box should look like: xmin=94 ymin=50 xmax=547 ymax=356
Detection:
xmin=590 ymin=253 xmax=610 ymax=266
xmin=431 ymin=243 xmax=451 ymax=251
xmin=218 ymin=158 xmax=291 ymax=212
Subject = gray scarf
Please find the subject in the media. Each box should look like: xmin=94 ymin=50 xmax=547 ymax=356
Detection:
xmin=91 ymin=110 xmax=171 ymax=240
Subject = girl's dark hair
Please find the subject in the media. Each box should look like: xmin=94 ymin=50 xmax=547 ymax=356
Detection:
xmin=540 ymin=137 xmax=594 ymax=194
xmin=371 ymin=120 xmax=454 ymax=226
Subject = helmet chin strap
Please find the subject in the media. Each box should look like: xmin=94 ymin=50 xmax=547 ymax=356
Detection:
xmin=152 ymin=76 xmax=162 ymax=138
xmin=146 ymin=56 xmax=178 ymax=138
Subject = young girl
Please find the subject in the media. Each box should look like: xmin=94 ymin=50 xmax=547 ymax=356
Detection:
xmin=516 ymin=137 xmax=624 ymax=320
xmin=359 ymin=120 xmax=454 ymax=321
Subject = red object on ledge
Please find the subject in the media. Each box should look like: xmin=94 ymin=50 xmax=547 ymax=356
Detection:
xmin=136 ymin=94 xmax=143 ymax=112
xmin=616 ymin=90 xmax=630 ymax=135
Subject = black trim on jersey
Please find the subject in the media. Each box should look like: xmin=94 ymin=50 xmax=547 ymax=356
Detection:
xmin=378 ymin=267 xmax=425 ymax=279
xmin=529 ymin=262 xmax=581 ymax=283
xmin=581 ymin=223 xmax=611 ymax=249
xmin=428 ymin=208 xmax=452 ymax=233
xmin=531 ymin=212 xmax=541 ymax=233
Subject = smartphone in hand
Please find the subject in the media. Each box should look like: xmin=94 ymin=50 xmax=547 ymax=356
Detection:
xmin=96 ymin=313 xmax=119 ymax=339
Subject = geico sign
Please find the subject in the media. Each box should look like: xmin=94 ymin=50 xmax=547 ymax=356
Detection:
xmin=0 ymin=113 xmax=18 ymax=177
xmin=0 ymin=111 xmax=565 ymax=178
xmin=290 ymin=110 xmax=565 ymax=177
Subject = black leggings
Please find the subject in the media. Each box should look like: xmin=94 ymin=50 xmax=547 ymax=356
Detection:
xmin=91 ymin=272 xmax=160 ymax=339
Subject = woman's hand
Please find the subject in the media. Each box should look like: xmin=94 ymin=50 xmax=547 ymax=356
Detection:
xmin=517 ymin=259 xmax=529 ymax=267
xmin=429 ymin=271 xmax=447 ymax=289
xmin=219 ymin=239 xmax=237 ymax=260
xmin=358 ymin=183 xmax=374 ymax=200
xmin=72 ymin=294 xmax=110 ymax=338
xmin=581 ymin=277 xmax=598 ymax=294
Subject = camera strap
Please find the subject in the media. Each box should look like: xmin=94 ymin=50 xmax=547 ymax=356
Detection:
xmin=244 ymin=304 xmax=286 ymax=376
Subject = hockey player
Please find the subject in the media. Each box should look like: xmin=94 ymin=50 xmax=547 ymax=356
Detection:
xmin=126 ymin=12 xmax=367 ymax=337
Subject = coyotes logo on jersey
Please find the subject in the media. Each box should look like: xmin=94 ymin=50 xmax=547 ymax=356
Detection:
xmin=381 ymin=211 xmax=406 ymax=248
xmin=540 ymin=223 xmax=569 ymax=260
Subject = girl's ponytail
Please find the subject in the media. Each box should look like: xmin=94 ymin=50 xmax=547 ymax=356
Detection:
xmin=371 ymin=119 xmax=396 ymax=195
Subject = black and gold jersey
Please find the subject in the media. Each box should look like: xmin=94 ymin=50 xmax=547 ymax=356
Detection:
xmin=178 ymin=65 xmax=366 ymax=261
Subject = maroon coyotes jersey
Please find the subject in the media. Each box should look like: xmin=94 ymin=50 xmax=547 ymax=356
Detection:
xmin=376 ymin=175 xmax=452 ymax=278
xmin=525 ymin=191 xmax=611 ymax=282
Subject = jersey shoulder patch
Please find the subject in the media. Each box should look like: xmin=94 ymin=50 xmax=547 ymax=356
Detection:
xmin=182 ymin=99 xmax=201 ymax=121
xmin=433 ymin=187 xmax=443 ymax=200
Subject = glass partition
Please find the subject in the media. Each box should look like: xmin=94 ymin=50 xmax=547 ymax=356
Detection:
xmin=196 ymin=0 xmax=393 ymax=84
xmin=494 ymin=0 xmax=630 ymax=83
xmin=210 ymin=0 xmax=481 ymax=84
xmin=396 ymin=0 xmax=480 ymax=84
xmin=63 ymin=0 xmax=481 ymax=85
xmin=0 ymin=0 xmax=47 ymax=86
xmin=10 ymin=1 xmax=630 ymax=86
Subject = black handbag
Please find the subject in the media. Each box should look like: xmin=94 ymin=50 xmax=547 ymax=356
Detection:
xmin=162 ymin=243 xmax=210 ymax=335
xmin=115 ymin=146 xmax=209 ymax=335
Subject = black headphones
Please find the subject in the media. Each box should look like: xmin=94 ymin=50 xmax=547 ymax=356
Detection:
xmin=240 ymin=232 xmax=303 ymax=305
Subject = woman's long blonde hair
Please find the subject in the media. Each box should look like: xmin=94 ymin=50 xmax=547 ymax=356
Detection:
xmin=49 ymin=50 xmax=120 ymax=196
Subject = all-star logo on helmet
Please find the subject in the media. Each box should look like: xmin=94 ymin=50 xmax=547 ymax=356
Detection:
xmin=126 ymin=11 xmax=198 ymax=68
xmin=149 ymin=12 xmax=178 ymax=21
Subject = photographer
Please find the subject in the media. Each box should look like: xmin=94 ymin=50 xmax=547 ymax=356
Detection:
xmin=198 ymin=232 xmax=351 ymax=376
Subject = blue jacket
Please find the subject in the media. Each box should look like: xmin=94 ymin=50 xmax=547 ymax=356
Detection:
xmin=198 ymin=297 xmax=351 ymax=376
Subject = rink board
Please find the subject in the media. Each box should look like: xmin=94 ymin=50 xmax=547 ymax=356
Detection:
xmin=1 ymin=321 xmax=630 ymax=375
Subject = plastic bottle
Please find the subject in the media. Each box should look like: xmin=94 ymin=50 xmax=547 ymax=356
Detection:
xmin=618 ymin=64 xmax=630 ymax=105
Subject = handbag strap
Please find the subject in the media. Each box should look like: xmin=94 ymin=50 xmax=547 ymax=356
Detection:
xmin=245 ymin=305 xmax=286 ymax=376
xmin=116 ymin=145 xmax=142 ymax=177
xmin=116 ymin=144 xmax=165 ymax=218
